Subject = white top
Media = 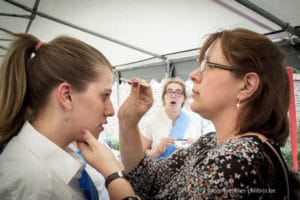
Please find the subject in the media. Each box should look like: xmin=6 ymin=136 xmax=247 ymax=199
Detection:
xmin=69 ymin=138 xmax=111 ymax=200
xmin=141 ymin=107 xmax=215 ymax=149
xmin=0 ymin=121 xmax=85 ymax=200
xmin=85 ymin=164 xmax=110 ymax=200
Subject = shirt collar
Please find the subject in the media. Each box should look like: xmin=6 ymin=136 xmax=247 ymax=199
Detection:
xmin=18 ymin=121 xmax=83 ymax=184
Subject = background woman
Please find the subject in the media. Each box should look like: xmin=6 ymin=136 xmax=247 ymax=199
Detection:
xmin=141 ymin=77 xmax=214 ymax=158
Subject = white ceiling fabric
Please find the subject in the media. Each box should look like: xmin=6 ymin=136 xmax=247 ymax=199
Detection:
xmin=1 ymin=0 xmax=299 ymax=68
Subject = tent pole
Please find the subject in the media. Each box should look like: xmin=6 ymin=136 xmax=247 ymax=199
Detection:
xmin=4 ymin=0 xmax=167 ymax=62
xmin=235 ymin=0 xmax=300 ymax=37
xmin=0 ymin=27 xmax=14 ymax=35
xmin=25 ymin=0 xmax=40 ymax=33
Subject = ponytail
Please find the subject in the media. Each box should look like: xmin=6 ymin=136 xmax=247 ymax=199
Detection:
xmin=0 ymin=34 xmax=39 ymax=146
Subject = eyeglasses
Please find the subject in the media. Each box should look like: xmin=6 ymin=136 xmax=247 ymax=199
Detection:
xmin=165 ymin=89 xmax=183 ymax=97
xmin=199 ymin=60 xmax=239 ymax=72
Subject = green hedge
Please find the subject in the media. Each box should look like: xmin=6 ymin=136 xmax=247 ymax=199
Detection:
xmin=281 ymin=145 xmax=300 ymax=169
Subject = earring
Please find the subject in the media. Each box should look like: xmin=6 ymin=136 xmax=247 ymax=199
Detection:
xmin=65 ymin=111 xmax=69 ymax=123
xmin=236 ymin=99 xmax=241 ymax=109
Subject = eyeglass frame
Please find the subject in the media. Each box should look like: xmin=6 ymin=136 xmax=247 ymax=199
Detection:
xmin=165 ymin=89 xmax=184 ymax=97
xmin=198 ymin=60 xmax=240 ymax=72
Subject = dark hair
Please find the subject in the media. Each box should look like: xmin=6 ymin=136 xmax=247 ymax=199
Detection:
xmin=161 ymin=77 xmax=187 ymax=107
xmin=199 ymin=28 xmax=290 ymax=146
xmin=0 ymin=33 xmax=112 ymax=146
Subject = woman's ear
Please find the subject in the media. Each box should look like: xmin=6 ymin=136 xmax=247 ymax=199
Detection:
xmin=57 ymin=82 xmax=73 ymax=110
xmin=239 ymin=72 xmax=260 ymax=99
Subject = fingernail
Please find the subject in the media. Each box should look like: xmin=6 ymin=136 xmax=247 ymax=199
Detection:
xmin=80 ymin=128 xmax=86 ymax=135
xmin=132 ymin=82 xmax=138 ymax=87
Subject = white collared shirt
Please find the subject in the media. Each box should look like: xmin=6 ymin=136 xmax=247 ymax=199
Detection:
xmin=0 ymin=121 xmax=85 ymax=200
xmin=141 ymin=107 xmax=215 ymax=148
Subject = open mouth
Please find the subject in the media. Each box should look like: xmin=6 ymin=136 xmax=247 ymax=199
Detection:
xmin=170 ymin=101 xmax=176 ymax=105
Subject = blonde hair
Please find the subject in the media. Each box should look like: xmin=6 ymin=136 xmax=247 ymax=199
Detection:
xmin=161 ymin=77 xmax=187 ymax=107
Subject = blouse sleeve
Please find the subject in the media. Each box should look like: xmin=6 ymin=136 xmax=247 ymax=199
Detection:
xmin=127 ymin=149 xmax=188 ymax=198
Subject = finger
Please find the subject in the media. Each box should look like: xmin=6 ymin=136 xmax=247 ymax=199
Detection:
xmin=166 ymin=137 xmax=176 ymax=142
xmin=77 ymin=141 xmax=89 ymax=154
xmin=140 ymin=86 xmax=153 ymax=103
xmin=167 ymin=141 xmax=175 ymax=145
xmin=130 ymin=80 xmax=141 ymax=100
xmin=79 ymin=128 xmax=99 ymax=148
xmin=128 ymin=78 xmax=153 ymax=108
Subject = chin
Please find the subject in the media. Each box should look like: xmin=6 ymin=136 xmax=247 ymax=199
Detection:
xmin=94 ymin=132 xmax=100 ymax=139
xmin=190 ymin=103 xmax=200 ymax=113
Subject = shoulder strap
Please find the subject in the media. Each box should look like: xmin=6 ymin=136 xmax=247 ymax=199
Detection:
xmin=263 ymin=140 xmax=290 ymax=200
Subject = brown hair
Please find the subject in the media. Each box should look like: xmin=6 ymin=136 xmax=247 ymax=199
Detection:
xmin=0 ymin=33 xmax=112 ymax=146
xmin=161 ymin=77 xmax=187 ymax=107
xmin=199 ymin=28 xmax=290 ymax=146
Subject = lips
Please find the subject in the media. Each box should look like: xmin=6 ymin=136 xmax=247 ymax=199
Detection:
xmin=99 ymin=120 xmax=107 ymax=127
xmin=192 ymin=88 xmax=199 ymax=95
xmin=170 ymin=101 xmax=176 ymax=104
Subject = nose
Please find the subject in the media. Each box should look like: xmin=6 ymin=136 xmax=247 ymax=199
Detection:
xmin=104 ymin=100 xmax=115 ymax=117
xmin=189 ymin=68 xmax=202 ymax=83
xmin=170 ymin=92 xmax=177 ymax=98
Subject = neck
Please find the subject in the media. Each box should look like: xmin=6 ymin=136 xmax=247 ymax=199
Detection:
xmin=32 ymin=117 xmax=71 ymax=149
xmin=210 ymin=109 xmax=239 ymax=144
xmin=165 ymin=107 xmax=181 ymax=124
xmin=216 ymin=131 xmax=238 ymax=144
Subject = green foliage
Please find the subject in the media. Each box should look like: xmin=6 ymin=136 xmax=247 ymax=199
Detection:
xmin=281 ymin=146 xmax=300 ymax=169
xmin=104 ymin=134 xmax=119 ymax=150
xmin=109 ymin=137 xmax=120 ymax=150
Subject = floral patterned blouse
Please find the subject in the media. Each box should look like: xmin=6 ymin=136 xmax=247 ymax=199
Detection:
xmin=128 ymin=132 xmax=287 ymax=199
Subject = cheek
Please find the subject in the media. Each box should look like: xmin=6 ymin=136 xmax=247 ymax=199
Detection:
xmin=74 ymin=100 xmax=103 ymax=125
xmin=190 ymin=78 xmax=217 ymax=113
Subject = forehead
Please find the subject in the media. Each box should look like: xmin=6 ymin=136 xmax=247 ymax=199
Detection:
xmin=89 ymin=67 xmax=113 ymax=89
xmin=205 ymin=39 xmax=226 ymax=61
xmin=166 ymin=82 xmax=183 ymax=90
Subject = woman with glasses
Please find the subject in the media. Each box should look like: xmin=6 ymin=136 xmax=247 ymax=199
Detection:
xmin=140 ymin=77 xmax=214 ymax=158
xmin=78 ymin=28 xmax=299 ymax=199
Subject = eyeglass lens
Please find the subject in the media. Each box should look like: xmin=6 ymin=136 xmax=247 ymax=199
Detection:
xmin=166 ymin=89 xmax=183 ymax=97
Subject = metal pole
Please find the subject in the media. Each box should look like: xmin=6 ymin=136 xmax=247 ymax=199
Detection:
xmin=25 ymin=0 xmax=40 ymax=33
xmin=4 ymin=0 xmax=167 ymax=61
xmin=235 ymin=0 xmax=300 ymax=37
xmin=0 ymin=27 xmax=14 ymax=35
xmin=0 ymin=45 xmax=8 ymax=50
xmin=0 ymin=13 xmax=30 ymax=18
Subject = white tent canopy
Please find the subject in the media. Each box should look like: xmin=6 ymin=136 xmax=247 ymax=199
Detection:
xmin=1 ymin=0 xmax=300 ymax=81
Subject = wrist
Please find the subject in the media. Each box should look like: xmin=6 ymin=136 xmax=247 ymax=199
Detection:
xmin=122 ymin=196 xmax=141 ymax=200
xmin=105 ymin=170 xmax=129 ymax=188
xmin=102 ymin=165 xmax=122 ymax=178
